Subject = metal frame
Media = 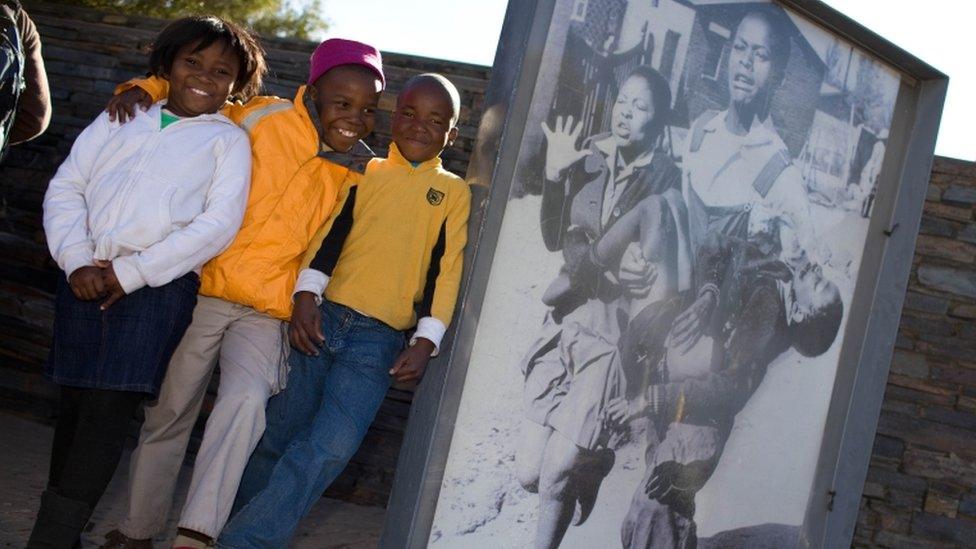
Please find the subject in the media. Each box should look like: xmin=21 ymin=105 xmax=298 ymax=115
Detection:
xmin=380 ymin=1 xmax=947 ymax=547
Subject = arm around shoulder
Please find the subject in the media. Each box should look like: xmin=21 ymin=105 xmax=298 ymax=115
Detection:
xmin=113 ymin=76 xmax=289 ymax=127
xmin=115 ymin=75 xmax=170 ymax=103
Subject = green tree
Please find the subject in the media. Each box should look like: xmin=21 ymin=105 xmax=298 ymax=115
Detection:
xmin=57 ymin=0 xmax=327 ymax=39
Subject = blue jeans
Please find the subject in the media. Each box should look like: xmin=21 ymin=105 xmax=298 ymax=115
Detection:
xmin=217 ymin=300 xmax=403 ymax=548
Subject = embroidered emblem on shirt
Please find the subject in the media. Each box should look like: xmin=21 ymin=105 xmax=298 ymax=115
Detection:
xmin=426 ymin=188 xmax=445 ymax=206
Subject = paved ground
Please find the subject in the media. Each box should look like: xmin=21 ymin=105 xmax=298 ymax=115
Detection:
xmin=0 ymin=411 xmax=385 ymax=548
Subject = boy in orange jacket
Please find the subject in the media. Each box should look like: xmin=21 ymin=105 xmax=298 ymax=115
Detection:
xmin=100 ymin=39 xmax=384 ymax=549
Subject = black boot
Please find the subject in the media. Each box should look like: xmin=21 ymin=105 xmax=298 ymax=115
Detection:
xmin=26 ymin=489 xmax=92 ymax=549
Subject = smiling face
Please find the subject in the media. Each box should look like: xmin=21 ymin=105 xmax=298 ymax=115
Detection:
xmin=610 ymin=74 xmax=656 ymax=148
xmin=312 ymin=64 xmax=382 ymax=152
xmin=165 ymin=39 xmax=240 ymax=117
xmin=392 ymin=78 xmax=459 ymax=163
xmin=728 ymin=14 xmax=775 ymax=108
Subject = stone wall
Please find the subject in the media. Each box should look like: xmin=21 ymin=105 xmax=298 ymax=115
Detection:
xmin=0 ymin=1 xmax=488 ymax=506
xmin=4 ymin=3 xmax=976 ymax=545
xmin=853 ymin=156 xmax=976 ymax=547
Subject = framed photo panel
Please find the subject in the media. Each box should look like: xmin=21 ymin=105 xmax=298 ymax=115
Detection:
xmin=381 ymin=1 xmax=947 ymax=547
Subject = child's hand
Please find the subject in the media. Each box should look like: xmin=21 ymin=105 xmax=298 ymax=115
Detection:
xmin=389 ymin=338 xmax=435 ymax=383
xmin=618 ymin=242 xmax=657 ymax=297
xmin=603 ymin=395 xmax=648 ymax=429
xmin=644 ymin=460 xmax=710 ymax=504
xmin=541 ymin=115 xmax=589 ymax=181
xmin=668 ymin=292 xmax=717 ymax=353
xmin=68 ymin=266 xmax=105 ymax=301
xmin=98 ymin=261 xmax=126 ymax=310
xmin=107 ymin=88 xmax=152 ymax=123
xmin=289 ymin=292 xmax=324 ymax=356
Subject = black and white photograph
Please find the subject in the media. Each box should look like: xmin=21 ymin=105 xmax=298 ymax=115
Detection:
xmin=427 ymin=0 xmax=902 ymax=547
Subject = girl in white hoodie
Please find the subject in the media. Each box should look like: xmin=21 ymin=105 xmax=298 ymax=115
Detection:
xmin=28 ymin=17 xmax=266 ymax=548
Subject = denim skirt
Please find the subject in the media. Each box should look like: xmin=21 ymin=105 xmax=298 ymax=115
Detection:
xmin=46 ymin=271 xmax=199 ymax=395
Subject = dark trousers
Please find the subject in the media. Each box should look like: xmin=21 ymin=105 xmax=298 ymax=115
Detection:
xmin=27 ymin=386 xmax=145 ymax=548
xmin=49 ymin=385 xmax=145 ymax=504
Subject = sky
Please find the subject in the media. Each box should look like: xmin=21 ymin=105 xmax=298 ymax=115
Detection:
xmin=319 ymin=0 xmax=972 ymax=161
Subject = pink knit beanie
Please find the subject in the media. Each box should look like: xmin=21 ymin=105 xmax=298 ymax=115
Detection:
xmin=307 ymin=38 xmax=385 ymax=88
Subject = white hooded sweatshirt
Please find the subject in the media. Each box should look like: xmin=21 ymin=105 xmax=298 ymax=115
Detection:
xmin=43 ymin=103 xmax=251 ymax=294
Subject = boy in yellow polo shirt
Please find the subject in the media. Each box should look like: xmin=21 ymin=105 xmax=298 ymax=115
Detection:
xmin=219 ymin=74 xmax=470 ymax=548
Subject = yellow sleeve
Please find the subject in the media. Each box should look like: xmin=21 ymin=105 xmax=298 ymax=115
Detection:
xmin=429 ymin=180 xmax=472 ymax=327
xmin=115 ymin=75 xmax=169 ymax=102
xmin=114 ymin=76 xmax=288 ymax=125
xmin=300 ymin=178 xmax=358 ymax=271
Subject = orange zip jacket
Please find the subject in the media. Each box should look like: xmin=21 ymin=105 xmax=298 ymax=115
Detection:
xmin=119 ymin=78 xmax=366 ymax=319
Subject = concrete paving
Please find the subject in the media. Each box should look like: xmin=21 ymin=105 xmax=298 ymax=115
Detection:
xmin=0 ymin=411 xmax=385 ymax=548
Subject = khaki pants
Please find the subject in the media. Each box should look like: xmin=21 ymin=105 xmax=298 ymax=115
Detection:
xmin=119 ymin=295 xmax=285 ymax=539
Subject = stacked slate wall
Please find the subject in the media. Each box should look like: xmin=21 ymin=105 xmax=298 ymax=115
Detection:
xmin=853 ymin=157 xmax=976 ymax=547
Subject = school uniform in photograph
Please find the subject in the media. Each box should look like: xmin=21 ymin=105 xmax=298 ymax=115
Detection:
xmin=682 ymin=108 xmax=812 ymax=257
xmin=522 ymin=133 xmax=684 ymax=452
